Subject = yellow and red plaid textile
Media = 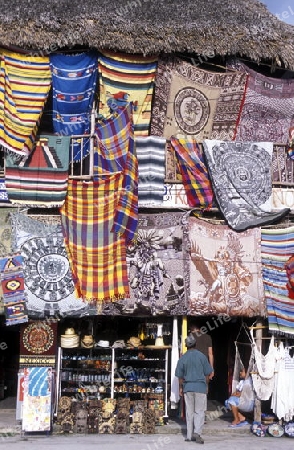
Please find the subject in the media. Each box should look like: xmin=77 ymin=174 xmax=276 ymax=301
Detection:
xmin=0 ymin=50 xmax=51 ymax=156
xmin=60 ymin=177 xmax=129 ymax=303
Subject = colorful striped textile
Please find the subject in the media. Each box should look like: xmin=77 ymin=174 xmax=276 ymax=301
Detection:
xmin=261 ymin=226 xmax=294 ymax=336
xmin=228 ymin=59 xmax=294 ymax=143
xmin=94 ymin=104 xmax=138 ymax=242
xmin=0 ymin=253 xmax=28 ymax=325
xmin=50 ymin=52 xmax=98 ymax=161
xmin=5 ymin=135 xmax=70 ymax=207
xmin=136 ymin=136 xmax=166 ymax=206
xmin=98 ymin=51 xmax=158 ymax=136
xmin=0 ymin=50 xmax=51 ymax=156
xmin=60 ymin=178 xmax=129 ymax=304
xmin=203 ymin=140 xmax=290 ymax=231
xmin=170 ymin=137 xmax=214 ymax=208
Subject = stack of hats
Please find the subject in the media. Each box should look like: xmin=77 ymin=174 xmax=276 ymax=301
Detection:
xmin=61 ymin=327 xmax=79 ymax=348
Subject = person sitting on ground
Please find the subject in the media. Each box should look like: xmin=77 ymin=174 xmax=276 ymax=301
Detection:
xmin=225 ymin=367 xmax=248 ymax=427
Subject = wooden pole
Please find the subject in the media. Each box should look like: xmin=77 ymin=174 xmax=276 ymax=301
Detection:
xmin=181 ymin=316 xmax=188 ymax=355
xmin=253 ymin=321 xmax=263 ymax=422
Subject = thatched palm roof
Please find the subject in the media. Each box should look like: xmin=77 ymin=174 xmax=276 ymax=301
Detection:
xmin=1 ymin=0 xmax=294 ymax=68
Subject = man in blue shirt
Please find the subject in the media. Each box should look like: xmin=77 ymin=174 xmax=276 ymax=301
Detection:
xmin=175 ymin=333 xmax=213 ymax=444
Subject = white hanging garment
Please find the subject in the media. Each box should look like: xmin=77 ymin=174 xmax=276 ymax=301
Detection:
xmin=271 ymin=342 xmax=294 ymax=420
xmin=252 ymin=334 xmax=277 ymax=379
xmin=251 ymin=334 xmax=277 ymax=400
xmin=170 ymin=316 xmax=180 ymax=408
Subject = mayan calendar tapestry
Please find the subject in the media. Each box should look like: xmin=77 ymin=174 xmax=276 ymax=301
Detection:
xmin=60 ymin=178 xmax=129 ymax=304
xmin=261 ymin=226 xmax=294 ymax=336
xmin=96 ymin=212 xmax=190 ymax=316
xmin=150 ymin=56 xmax=247 ymax=140
xmin=203 ymin=140 xmax=290 ymax=231
xmin=0 ymin=50 xmax=51 ymax=156
xmin=50 ymin=52 xmax=98 ymax=161
xmin=228 ymin=59 xmax=294 ymax=143
xmin=188 ymin=216 xmax=265 ymax=317
xmin=10 ymin=212 xmax=88 ymax=318
xmin=98 ymin=51 xmax=158 ymax=136
xmin=5 ymin=135 xmax=71 ymax=207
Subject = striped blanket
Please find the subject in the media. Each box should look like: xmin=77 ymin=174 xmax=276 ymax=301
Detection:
xmin=136 ymin=136 xmax=166 ymax=206
xmin=5 ymin=135 xmax=70 ymax=207
xmin=50 ymin=52 xmax=98 ymax=161
xmin=60 ymin=178 xmax=129 ymax=304
xmin=0 ymin=50 xmax=51 ymax=156
xmin=94 ymin=104 xmax=138 ymax=242
xmin=261 ymin=226 xmax=294 ymax=336
xmin=98 ymin=51 xmax=158 ymax=136
xmin=203 ymin=140 xmax=290 ymax=231
xmin=170 ymin=137 xmax=214 ymax=208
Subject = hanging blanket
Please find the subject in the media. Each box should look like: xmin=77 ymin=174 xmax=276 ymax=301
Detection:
xmin=94 ymin=104 xmax=138 ymax=242
xmin=228 ymin=59 xmax=294 ymax=143
xmin=170 ymin=137 xmax=214 ymax=208
xmin=0 ymin=253 xmax=28 ymax=325
xmin=0 ymin=50 xmax=51 ymax=156
xmin=0 ymin=178 xmax=11 ymax=204
xmin=96 ymin=212 xmax=190 ymax=316
xmin=60 ymin=178 xmax=129 ymax=304
xmin=188 ymin=216 xmax=265 ymax=317
xmin=150 ymin=56 xmax=247 ymax=140
xmin=10 ymin=212 xmax=88 ymax=318
xmin=261 ymin=226 xmax=294 ymax=336
xmin=50 ymin=52 xmax=98 ymax=161
xmin=0 ymin=208 xmax=12 ymax=314
xmin=203 ymin=140 xmax=290 ymax=231
xmin=5 ymin=135 xmax=70 ymax=207
xmin=98 ymin=51 xmax=157 ymax=136
xmin=136 ymin=136 xmax=166 ymax=206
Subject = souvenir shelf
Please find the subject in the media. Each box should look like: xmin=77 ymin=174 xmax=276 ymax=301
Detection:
xmin=113 ymin=347 xmax=170 ymax=422
xmin=58 ymin=346 xmax=113 ymax=400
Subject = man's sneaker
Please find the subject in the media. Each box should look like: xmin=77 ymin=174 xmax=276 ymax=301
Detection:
xmin=195 ymin=434 xmax=204 ymax=444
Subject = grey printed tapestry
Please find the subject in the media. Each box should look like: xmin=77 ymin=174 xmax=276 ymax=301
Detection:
xmin=10 ymin=213 xmax=89 ymax=318
xmin=203 ymin=140 xmax=290 ymax=231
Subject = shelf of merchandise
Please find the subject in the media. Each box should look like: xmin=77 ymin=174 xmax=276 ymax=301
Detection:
xmin=58 ymin=346 xmax=113 ymax=401
xmin=113 ymin=347 xmax=170 ymax=419
xmin=57 ymin=346 xmax=171 ymax=420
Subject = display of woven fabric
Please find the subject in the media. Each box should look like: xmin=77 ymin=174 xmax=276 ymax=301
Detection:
xmin=0 ymin=49 xmax=51 ymax=156
xmin=228 ymin=59 xmax=294 ymax=143
xmin=120 ymin=212 xmax=190 ymax=316
xmin=188 ymin=216 xmax=266 ymax=317
xmin=60 ymin=178 xmax=130 ymax=303
xmin=150 ymin=56 xmax=247 ymax=140
xmin=50 ymin=51 xmax=98 ymax=162
xmin=98 ymin=51 xmax=158 ymax=136
xmin=94 ymin=103 xmax=138 ymax=243
xmin=136 ymin=136 xmax=166 ymax=206
xmin=5 ymin=135 xmax=71 ymax=207
xmin=261 ymin=226 xmax=294 ymax=336
xmin=203 ymin=140 xmax=290 ymax=231
xmin=0 ymin=253 xmax=28 ymax=326
xmin=170 ymin=137 xmax=214 ymax=208
xmin=10 ymin=212 xmax=87 ymax=318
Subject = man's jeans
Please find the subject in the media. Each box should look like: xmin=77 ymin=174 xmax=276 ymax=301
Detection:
xmin=184 ymin=391 xmax=207 ymax=439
